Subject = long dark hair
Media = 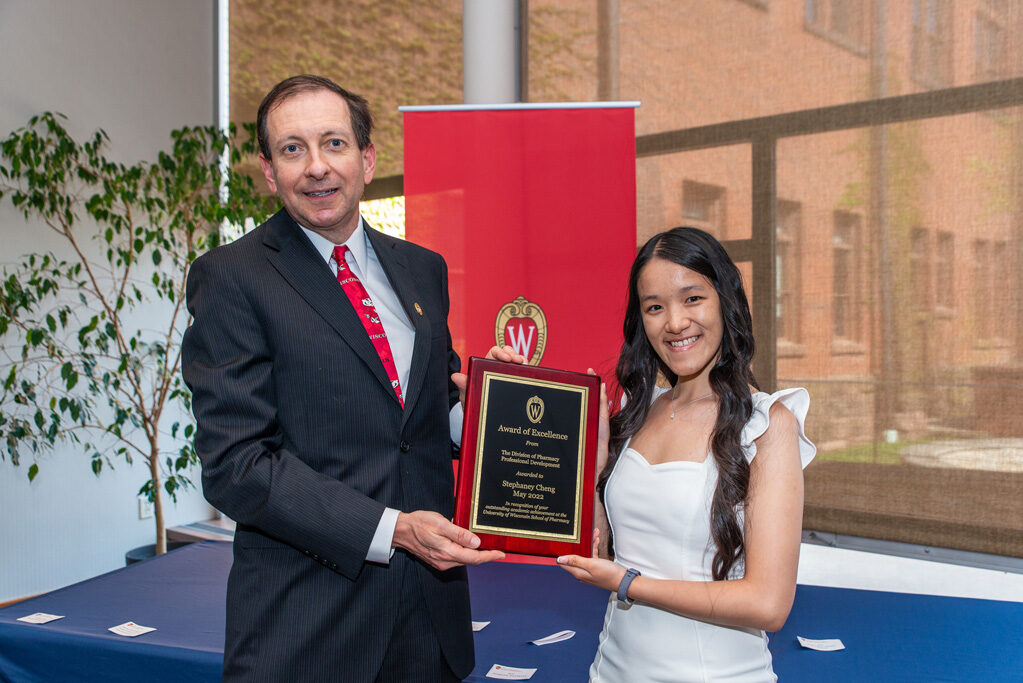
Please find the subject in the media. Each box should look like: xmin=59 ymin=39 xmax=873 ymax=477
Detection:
xmin=598 ymin=227 xmax=758 ymax=580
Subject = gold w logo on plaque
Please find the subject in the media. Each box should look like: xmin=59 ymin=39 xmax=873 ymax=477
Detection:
xmin=526 ymin=396 xmax=544 ymax=424
xmin=495 ymin=296 xmax=547 ymax=366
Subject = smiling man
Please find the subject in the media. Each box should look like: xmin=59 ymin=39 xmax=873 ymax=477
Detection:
xmin=182 ymin=75 xmax=503 ymax=682
xmin=256 ymin=80 xmax=372 ymax=244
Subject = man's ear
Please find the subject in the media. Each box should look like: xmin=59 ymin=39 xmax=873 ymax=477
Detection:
xmin=258 ymin=154 xmax=278 ymax=193
xmin=361 ymin=143 xmax=377 ymax=185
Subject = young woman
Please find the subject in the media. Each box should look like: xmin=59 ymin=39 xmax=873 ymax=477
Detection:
xmin=558 ymin=227 xmax=816 ymax=682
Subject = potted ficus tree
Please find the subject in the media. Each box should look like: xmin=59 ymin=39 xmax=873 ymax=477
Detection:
xmin=0 ymin=112 xmax=275 ymax=555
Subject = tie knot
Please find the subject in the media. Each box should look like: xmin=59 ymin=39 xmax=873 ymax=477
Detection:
xmin=333 ymin=245 xmax=350 ymax=266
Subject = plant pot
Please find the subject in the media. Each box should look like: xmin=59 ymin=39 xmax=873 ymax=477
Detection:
xmin=124 ymin=541 xmax=192 ymax=565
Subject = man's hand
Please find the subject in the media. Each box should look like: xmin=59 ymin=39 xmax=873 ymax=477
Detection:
xmin=392 ymin=510 xmax=505 ymax=571
xmin=451 ymin=345 xmax=528 ymax=408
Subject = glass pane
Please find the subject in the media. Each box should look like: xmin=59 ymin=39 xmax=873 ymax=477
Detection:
xmin=636 ymin=144 xmax=752 ymax=248
xmin=777 ymin=108 xmax=1023 ymax=556
xmin=528 ymin=1 xmax=1023 ymax=137
xmin=230 ymin=0 xmax=463 ymax=178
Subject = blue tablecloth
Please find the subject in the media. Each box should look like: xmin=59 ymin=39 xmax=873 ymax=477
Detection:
xmin=1 ymin=541 xmax=1021 ymax=681
xmin=463 ymin=561 xmax=606 ymax=681
xmin=0 ymin=541 xmax=228 ymax=682
xmin=772 ymin=584 xmax=1023 ymax=682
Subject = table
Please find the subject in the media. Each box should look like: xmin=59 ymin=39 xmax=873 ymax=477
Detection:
xmin=0 ymin=541 xmax=228 ymax=682
xmin=1 ymin=541 xmax=1020 ymax=681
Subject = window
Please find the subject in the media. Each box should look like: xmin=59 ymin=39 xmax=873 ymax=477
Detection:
xmin=776 ymin=200 xmax=802 ymax=343
xmin=832 ymin=211 xmax=861 ymax=341
xmin=682 ymin=180 xmax=726 ymax=237
xmin=805 ymin=0 xmax=868 ymax=54
xmin=910 ymin=227 xmax=931 ymax=311
xmin=976 ymin=239 xmax=1013 ymax=341
xmin=997 ymin=239 xmax=1013 ymax=336
xmin=912 ymin=0 xmax=954 ymax=88
xmin=975 ymin=5 xmax=1008 ymax=82
xmin=974 ymin=239 xmax=996 ymax=339
xmin=936 ymin=231 xmax=954 ymax=310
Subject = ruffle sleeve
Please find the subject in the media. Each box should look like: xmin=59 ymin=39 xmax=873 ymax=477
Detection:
xmin=740 ymin=387 xmax=816 ymax=469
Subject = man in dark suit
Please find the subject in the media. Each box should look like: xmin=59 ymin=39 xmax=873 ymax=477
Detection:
xmin=181 ymin=75 xmax=506 ymax=682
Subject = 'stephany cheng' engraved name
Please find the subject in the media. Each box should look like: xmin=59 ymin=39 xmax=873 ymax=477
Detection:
xmin=501 ymin=479 xmax=557 ymax=500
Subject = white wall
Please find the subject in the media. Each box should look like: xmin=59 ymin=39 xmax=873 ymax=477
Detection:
xmin=0 ymin=0 xmax=217 ymax=602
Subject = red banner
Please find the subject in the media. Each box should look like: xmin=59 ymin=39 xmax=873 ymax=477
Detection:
xmin=403 ymin=105 xmax=637 ymax=381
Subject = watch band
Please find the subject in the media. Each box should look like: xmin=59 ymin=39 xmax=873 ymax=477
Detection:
xmin=616 ymin=567 xmax=641 ymax=604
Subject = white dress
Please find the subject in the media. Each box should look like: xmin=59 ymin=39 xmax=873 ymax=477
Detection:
xmin=590 ymin=388 xmax=816 ymax=683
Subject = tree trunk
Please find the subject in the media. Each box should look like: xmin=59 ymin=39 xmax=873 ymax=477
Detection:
xmin=154 ymin=485 xmax=166 ymax=555
xmin=149 ymin=446 xmax=166 ymax=555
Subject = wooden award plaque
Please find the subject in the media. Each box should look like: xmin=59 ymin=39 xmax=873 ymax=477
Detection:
xmin=454 ymin=358 xmax=600 ymax=557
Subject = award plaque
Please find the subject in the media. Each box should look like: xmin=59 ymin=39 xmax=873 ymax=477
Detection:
xmin=454 ymin=357 xmax=600 ymax=557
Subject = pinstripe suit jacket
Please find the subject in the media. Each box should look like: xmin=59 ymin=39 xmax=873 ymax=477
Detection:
xmin=181 ymin=209 xmax=473 ymax=681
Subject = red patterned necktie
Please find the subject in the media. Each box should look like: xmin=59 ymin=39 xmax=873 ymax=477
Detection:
xmin=333 ymin=245 xmax=404 ymax=407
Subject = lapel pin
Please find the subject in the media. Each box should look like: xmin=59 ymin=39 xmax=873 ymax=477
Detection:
xmin=414 ymin=302 xmax=423 ymax=316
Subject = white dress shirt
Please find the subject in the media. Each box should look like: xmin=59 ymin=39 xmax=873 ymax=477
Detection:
xmin=299 ymin=218 xmax=462 ymax=564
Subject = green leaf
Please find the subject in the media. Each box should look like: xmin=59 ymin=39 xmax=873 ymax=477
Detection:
xmin=28 ymin=464 xmax=38 ymax=481
xmin=164 ymin=477 xmax=179 ymax=501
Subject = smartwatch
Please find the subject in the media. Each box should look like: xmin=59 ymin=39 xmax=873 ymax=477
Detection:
xmin=616 ymin=567 xmax=641 ymax=604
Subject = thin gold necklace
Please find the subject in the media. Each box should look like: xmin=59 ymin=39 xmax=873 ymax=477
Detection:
xmin=669 ymin=386 xmax=714 ymax=420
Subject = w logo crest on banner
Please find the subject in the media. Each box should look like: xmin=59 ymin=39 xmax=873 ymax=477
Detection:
xmin=505 ymin=320 xmax=536 ymax=359
xmin=494 ymin=296 xmax=547 ymax=366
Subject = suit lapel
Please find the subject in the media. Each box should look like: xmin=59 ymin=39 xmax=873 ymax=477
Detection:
xmin=262 ymin=211 xmax=398 ymax=404
xmin=365 ymin=225 xmax=432 ymax=422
